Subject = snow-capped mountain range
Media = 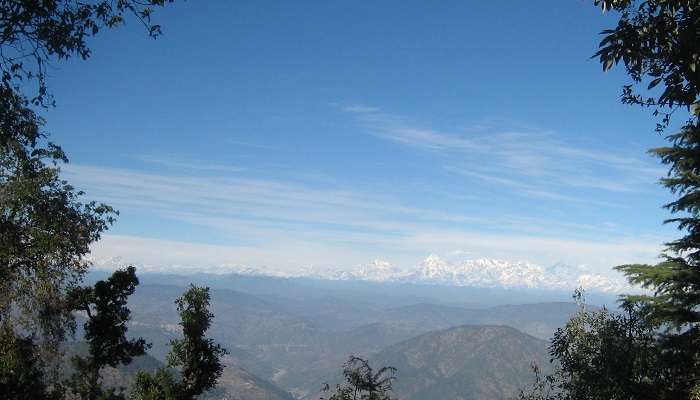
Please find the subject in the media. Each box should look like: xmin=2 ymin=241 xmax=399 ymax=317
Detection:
xmin=90 ymin=255 xmax=630 ymax=293
xmin=294 ymin=256 xmax=628 ymax=293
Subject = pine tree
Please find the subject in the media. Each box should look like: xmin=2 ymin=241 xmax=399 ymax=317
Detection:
xmin=590 ymin=0 xmax=700 ymax=396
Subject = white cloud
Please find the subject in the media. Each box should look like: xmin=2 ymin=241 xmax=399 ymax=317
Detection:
xmin=395 ymin=231 xmax=664 ymax=273
xmin=66 ymin=160 xmax=668 ymax=275
xmin=134 ymin=154 xmax=247 ymax=173
xmin=64 ymin=116 xmax=669 ymax=277
xmin=90 ymin=234 xmax=376 ymax=273
xmin=340 ymin=105 xmax=381 ymax=113
xmin=342 ymin=105 xmax=665 ymax=199
xmin=89 ymin=230 xmax=663 ymax=281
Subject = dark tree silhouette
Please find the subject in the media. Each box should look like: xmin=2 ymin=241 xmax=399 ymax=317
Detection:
xmin=0 ymin=82 xmax=117 ymax=366
xmin=68 ymin=266 xmax=149 ymax=400
xmin=0 ymin=324 xmax=52 ymax=400
xmin=0 ymin=0 xmax=176 ymax=384
xmin=1 ymin=0 xmax=174 ymax=106
xmin=589 ymin=1 xmax=700 ymax=396
xmin=322 ymin=356 xmax=397 ymax=400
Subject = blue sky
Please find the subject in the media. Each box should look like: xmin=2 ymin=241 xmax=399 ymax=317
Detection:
xmin=44 ymin=1 xmax=675 ymax=275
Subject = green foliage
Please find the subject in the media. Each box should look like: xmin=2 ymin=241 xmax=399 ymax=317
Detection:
xmin=131 ymin=370 xmax=179 ymax=400
xmin=0 ymin=0 xmax=175 ymax=385
xmin=518 ymin=293 xmax=686 ymax=400
xmin=131 ymin=286 xmax=227 ymax=400
xmin=168 ymin=286 xmax=227 ymax=399
xmin=0 ymin=325 xmax=53 ymax=400
xmin=0 ymin=0 xmax=174 ymax=106
xmin=67 ymin=267 xmax=150 ymax=400
xmin=321 ymin=356 xmax=397 ymax=400
xmin=592 ymin=0 xmax=700 ymax=132
xmin=0 ymin=83 xmax=116 ymax=361
xmin=589 ymin=1 xmax=700 ymax=396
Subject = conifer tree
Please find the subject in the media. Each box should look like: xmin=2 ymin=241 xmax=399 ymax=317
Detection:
xmin=587 ymin=0 xmax=700 ymax=394
xmin=521 ymin=5 xmax=700 ymax=396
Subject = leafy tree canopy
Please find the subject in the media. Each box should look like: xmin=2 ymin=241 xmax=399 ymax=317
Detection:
xmin=590 ymin=1 xmax=700 ymax=395
xmin=593 ymin=0 xmax=700 ymax=129
xmin=519 ymin=292 xmax=686 ymax=400
xmin=131 ymin=285 xmax=227 ymax=400
xmin=1 ymin=0 xmax=174 ymax=106
xmin=0 ymin=0 xmax=174 ymax=369
xmin=0 ymin=84 xmax=116 ymax=357
xmin=68 ymin=266 xmax=149 ymax=400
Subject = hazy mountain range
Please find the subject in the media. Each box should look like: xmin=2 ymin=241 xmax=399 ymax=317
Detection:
xmin=73 ymin=272 xmax=607 ymax=400
xmin=91 ymin=255 xmax=630 ymax=293
xmin=368 ymin=325 xmax=549 ymax=400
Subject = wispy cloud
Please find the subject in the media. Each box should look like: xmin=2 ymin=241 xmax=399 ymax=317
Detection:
xmin=340 ymin=105 xmax=381 ymax=113
xmin=65 ymin=159 xmax=666 ymax=275
xmin=64 ymin=163 xmax=481 ymax=239
xmin=61 ymin=105 xmax=671 ymax=275
xmin=90 ymin=230 xmax=664 ymax=278
xmin=135 ymin=154 xmax=246 ymax=173
xmin=342 ymin=105 xmax=664 ymax=201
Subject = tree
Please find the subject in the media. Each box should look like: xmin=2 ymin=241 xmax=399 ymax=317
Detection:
xmin=592 ymin=0 xmax=700 ymax=131
xmin=1 ymin=266 xmax=154 ymax=400
xmin=67 ymin=266 xmax=149 ymax=400
xmin=321 ymin=356 xmax=397 ymax=400
xmin=0 ymin=83 xmax=116 ymax=363
xmin=0 ymin=2 xmax=228 ymax=399
xmin=1 ymin=0 xmax=174 ymax=107
xmin=518 ymin=291 xmax=683 ymax=400
xmin=0 ymin=0 xmax=175 ymax=376
xmin=590 ymin=0 xmax=700 ymax=395
xmin=0 ymin=323 xmax=54 ymax=400
xmin=131 ymin=285 xmax=227 ymax=400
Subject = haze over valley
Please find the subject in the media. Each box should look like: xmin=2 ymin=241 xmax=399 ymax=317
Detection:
xmin=80 ymin=271 xmax=589 ymax=400
xmin=4 ymin=1 xmax=697 ymax=400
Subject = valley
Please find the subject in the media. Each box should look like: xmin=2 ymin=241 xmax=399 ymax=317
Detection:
xmin=99 ymin=272 xmax=599 ymax=400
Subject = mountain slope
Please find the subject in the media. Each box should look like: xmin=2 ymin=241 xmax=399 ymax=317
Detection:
xmin=204 ymin=365 xmax=295 ymax=400
xmin=377 ymin=301 xmax=585 ymax=340
xmin=369 ymin=325 xmax=549 ymax=400
xmin=63 ymin=342 xmax=294 ymax=400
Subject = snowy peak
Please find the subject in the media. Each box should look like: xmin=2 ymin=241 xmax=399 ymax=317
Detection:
xmin=90 ymin=255 xmax=630 ymax=293
xmin=336 ymin=256 xmax=627 ymax=293
xmin=418 ymin=254 xmax=453 ymax=280
xmin=348 ymin=259 xmax=409 ymax=281
xmin=411 ymin=257 xmax=544 ymax=289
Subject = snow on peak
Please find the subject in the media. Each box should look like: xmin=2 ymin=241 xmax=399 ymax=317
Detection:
xmin=347 ymin=259 xmax=410 ymax=281
xmin=89 ymin=254 xmax=630 ymax=293
xmin=315 ymin=256 xmax=629 ymax=293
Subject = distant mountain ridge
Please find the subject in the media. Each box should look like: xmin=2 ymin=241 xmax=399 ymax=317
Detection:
xmin=92 ymin=255 xmax=629 ymax=293
xmin=63 ymin=341 xmax=295 ymax=400
xmin=313 ymin=325 xmax=550 ymax=400
xmin=368 ymin=325 xmax=549 ymax=400
xmin=117 ymin=281 xmax=588 ymax=398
